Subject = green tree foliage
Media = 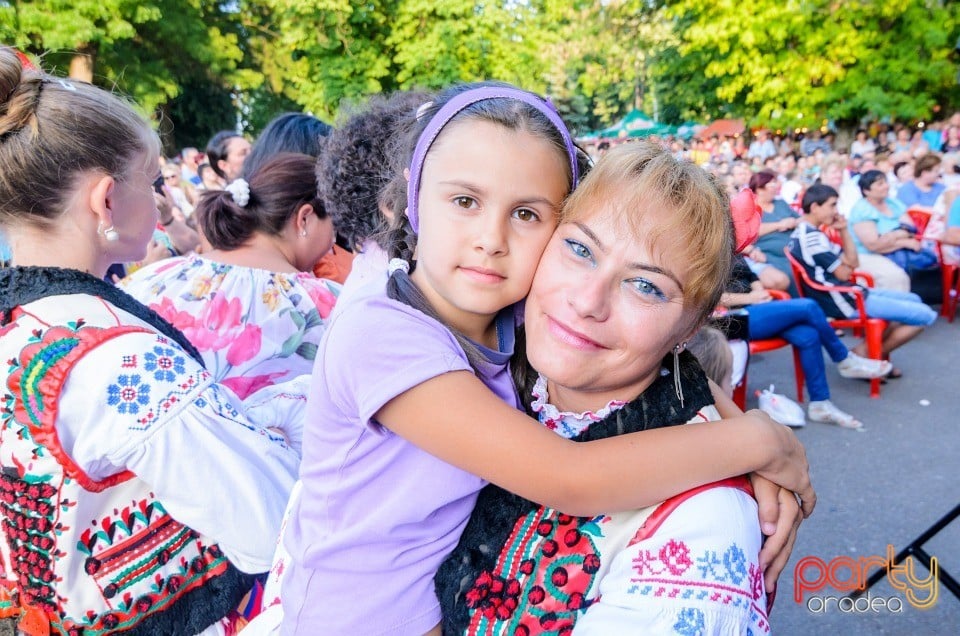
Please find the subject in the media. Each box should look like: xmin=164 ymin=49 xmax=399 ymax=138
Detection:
xmin=3 ymin=0 xmax=959 ymax=139
xmin=246 ymin=0 xmax=398 ymax=120
xmin=251 ymin=0 xmax=547 ymax=118
xmin=164 ymin=75 xmax=237 ymax=152
xmin=388 ymin=0 xmax=544 ymax=91
xmin=0 ymin=0 xmax=255 ymax=119
xmin=535 ymin=0 xmax=675 ymax=134
xmin=662 ymin=0 xmax=960 ymax=129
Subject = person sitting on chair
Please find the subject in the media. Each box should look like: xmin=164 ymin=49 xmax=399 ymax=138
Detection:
xmin=790 ymin=184 xmax=937 ymax=380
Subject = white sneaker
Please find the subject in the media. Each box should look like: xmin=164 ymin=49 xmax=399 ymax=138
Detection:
xmin=837 ymin=353 xmax=892 ymax=380
xmin=808 ymin=400 xmax=865 ymax=431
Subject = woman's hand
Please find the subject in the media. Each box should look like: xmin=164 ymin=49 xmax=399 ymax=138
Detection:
xmin=751 ymin=474 xmax=803 ymax=594
xmin=778 ymin=217 xmax=799 ymax=232
xmin=141 ymin=240 xmax=171 ymax=267
xmin=899 ymin=237 xmax=922 ymax=251
xmin=747 ymin=245 xmax=767 ymax=263
xmin=745 ymin=288 xmax=772 ymax=304
xmin=748 ymin=409 xmax=816 ymax=517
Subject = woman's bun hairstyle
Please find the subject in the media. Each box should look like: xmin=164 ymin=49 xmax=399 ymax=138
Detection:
xmin=197 ymin=152 xmax=324 ymax=251
xmin=0 ymin=47 xmax=155 ymax=229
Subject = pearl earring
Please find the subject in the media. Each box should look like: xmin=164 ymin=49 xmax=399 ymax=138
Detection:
xmin=299 ymin=230 xmax=307 ymax=238
xmin=99 ymin=222 xmax=120 ymax=242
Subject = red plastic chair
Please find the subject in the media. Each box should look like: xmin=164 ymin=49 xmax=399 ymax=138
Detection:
xmin=940 ymin=255 xmax=960 ymax=322
xmin=906 ymin=207 xmax=933 ymax=235
xmin=907 ymin=206 xmax=960 ymax=322
xmin=820 ymin=224 xmax=842 ymax=246
xmin=784 ymin=248 xmax=887 ymax=398
xmin=730 ymin=290 xmax=806 ymax=409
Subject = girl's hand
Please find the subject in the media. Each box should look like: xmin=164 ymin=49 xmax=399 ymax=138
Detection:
xmin=748 ymin=409 xmax=816 ymax=517
xmin=751 ymin=474 xmax=803 ymax=593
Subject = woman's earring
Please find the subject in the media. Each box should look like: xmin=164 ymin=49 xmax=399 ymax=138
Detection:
xmin=673 ymin=342 xmax=687 ymax=408
xmin=99 ymin=222 xmax=119 ymax=242
xmin=299 ymin=230 xmax=307 ymax=238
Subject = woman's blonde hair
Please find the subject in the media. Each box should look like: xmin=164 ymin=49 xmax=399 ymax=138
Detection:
xmin=560 ymin=142 xmax=734 ymax=318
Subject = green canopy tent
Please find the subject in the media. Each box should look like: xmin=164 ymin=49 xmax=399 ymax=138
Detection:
xmin=589 ymin=109 xmax=675 ymax=139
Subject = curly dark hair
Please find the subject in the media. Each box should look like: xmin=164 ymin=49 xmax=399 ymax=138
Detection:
xmin=315 ymin=90 xmax=431 ymax=250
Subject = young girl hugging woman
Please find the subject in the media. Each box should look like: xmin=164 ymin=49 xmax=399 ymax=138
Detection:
xmin=280 ymin=83 xmax=814 ymax=635
xmin=121 ymin=153 xmax=340 ymax=403
xmin=437 ymin=143 xmax=791 ymax=634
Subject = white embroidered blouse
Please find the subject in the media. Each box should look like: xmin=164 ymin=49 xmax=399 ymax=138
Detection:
xmin=531 ymin=375 xmax=770 ymax=635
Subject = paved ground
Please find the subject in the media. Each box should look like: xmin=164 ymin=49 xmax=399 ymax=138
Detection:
xmin=743 ymin=316 xmax=960 ymax=634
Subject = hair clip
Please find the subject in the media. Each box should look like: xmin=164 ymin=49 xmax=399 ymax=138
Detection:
xmin=415 ymin=102 xmax=434 ymax=121
xmin=387 ymin=258 xmax=410 ymax=275
xmin=224 ymin=178 xmax=250 ymax=207
xmin=56 ymin=80 xmax=77 ymax=92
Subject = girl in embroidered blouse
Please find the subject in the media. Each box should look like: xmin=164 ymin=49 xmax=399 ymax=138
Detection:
xmin=276 ymin=83 xmax=814 ymax=636
xmin=0 ymin=47 xmax=297 ymax=633
xmin=439 ymin=142 xmax=787 ymax=634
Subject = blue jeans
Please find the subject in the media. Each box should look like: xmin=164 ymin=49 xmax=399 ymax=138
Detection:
xmin=747 ymin=298 xmax=848 ymax=402
xmin=855 ymin=289 xmax=938 ymax=326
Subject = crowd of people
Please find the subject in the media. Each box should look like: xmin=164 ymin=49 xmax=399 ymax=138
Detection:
xmin=1 ymin=40 xmax=954 ymax=633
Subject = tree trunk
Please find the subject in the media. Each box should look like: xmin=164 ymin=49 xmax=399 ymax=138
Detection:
xmin=68 ymin=44 xmax=96 ymax=83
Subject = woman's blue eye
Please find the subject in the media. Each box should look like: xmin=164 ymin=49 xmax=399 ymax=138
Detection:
xmin=630 ymin=278 xmax=666 ymax=300
xmin=564 ymin=239 xmax=591 ymax=260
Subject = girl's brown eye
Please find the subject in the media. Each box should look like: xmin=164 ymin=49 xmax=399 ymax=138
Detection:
xmin=453 ymin=196 xmax=474 ymax=208
xmin=514 ymin=208 xmax=538 ymax=222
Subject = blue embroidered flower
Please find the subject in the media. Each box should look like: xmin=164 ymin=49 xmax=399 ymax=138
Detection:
xmin=723 ymin=544 xmax=748 ymax=584
xmin=107 ymin=374 xmax=151 ymax=415
xmin=696 ymin=550 xmax=724 ymax=581
xmin=143 ymin=346 xmax=185 ymax=382
xmin=673 ymin=607 xmax=705 ymax=636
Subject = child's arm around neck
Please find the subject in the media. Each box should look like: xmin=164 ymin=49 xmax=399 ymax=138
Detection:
xmin=376 ymin=369 xmax=814 ymax=517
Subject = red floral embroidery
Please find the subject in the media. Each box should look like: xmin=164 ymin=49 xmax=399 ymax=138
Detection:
xmin=660 ymin=539 xmax=693 ymax=576
xmin=465 ymin=571 xmax=522 ymax=621
xmin=465 ymin=510 xmax=602 ymax=634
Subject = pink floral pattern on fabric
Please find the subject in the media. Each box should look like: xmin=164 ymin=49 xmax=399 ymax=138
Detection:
xmin=153 ymin=294 xmax=263 ymax=367
xmin=121 ymin=256 xmax=340 ymax=393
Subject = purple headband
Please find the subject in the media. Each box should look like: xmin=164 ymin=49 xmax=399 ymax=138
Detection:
xmin=405 ymin=86 xmax=580 ymax=234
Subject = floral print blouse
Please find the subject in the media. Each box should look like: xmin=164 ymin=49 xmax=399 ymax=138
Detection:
xmin=121 ymin=255 xmax=339 ymax=399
